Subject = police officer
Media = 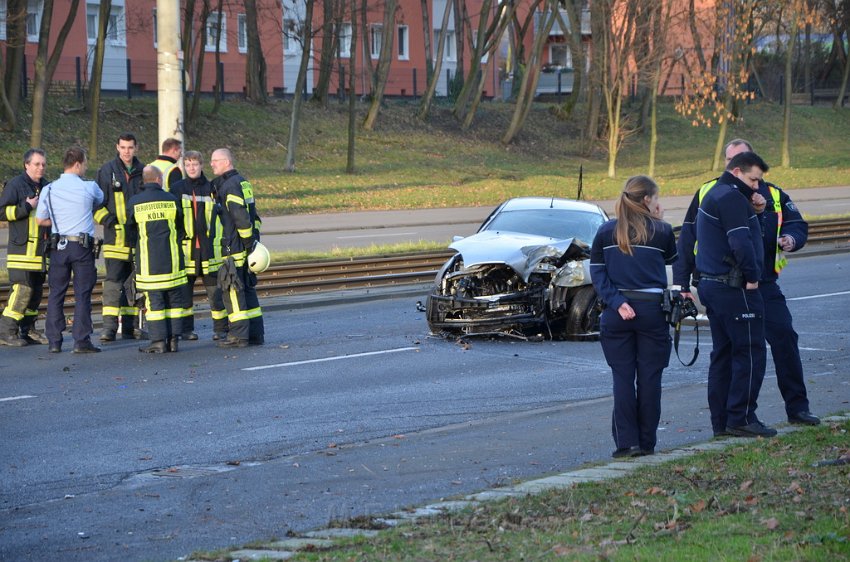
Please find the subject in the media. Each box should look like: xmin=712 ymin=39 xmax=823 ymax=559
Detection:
xmin=126 ymin=166 xmax=191 ymax=353
xmin=149 ymin=138 xmax=184 ymax=192
xmin=35 ymin=147 xmax=104 ymax=354
xmin=695 ymin=151 xmax=775 ymax=438
xmin=590 ymin=176 xmax=677 ymax=458
xmin=94 ymin=132 xmax=145 ymax=341
xmin=210 ymin=148 xmax=264 ymax=347
xmin=0 ymin=149 xmax=50 ymax=346
xmin=674 ymin=140 xmax=820 ymax=431
xmin=170 ymin=150 xmax=228 ymax=341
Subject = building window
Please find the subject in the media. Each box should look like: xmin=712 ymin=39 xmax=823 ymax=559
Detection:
xmin=283 ymin=18 xmax=299 ymax=54
xmin=205 ymin=12 xmax=227 ymax=52
xmin=26 ymin=0 xmax=42 ymax=42
xmin=397 ymin=25 xmax=408 ymax=60
xmin=339 ymin=22 xmax=352 ymax=58
xmin=435 ymin=29 xmax=456 ymax=62
xmin=152 ymin=8 xmax=157 ymax=47
xmin=0 ymin=0 xmax=5 ymax=41
xmin=549 ymin=44 xmax=572 ymax=69
xmin=237 ymin=14 xmax=247 ymax=53
xmin=86 ymin=3 xmax=125 ymax=46
xmin=370 ymin=24 xmax=382 ymax=59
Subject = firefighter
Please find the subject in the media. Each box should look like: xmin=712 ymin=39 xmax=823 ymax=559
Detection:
xmin=94 ymin=132 xmax=145 ymax=341
xmin=149 ymin=137 xmax=184 ymax=192
xmin=0 ymin=149 xmax=50 ymax=346
xmin=125 ymin=166 xmax=190 ymax=353
xmin=170 ymin=150 xmax=228 ymax=341
xmin=209 ymin=148 xmax=264 ymax=347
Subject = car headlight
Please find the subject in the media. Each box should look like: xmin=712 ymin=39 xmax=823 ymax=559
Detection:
xmin=551 ymin=259 xmax=589 ymax=287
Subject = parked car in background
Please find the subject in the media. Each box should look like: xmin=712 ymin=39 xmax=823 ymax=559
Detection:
xmin=426 ymin=197 xmax=608 ymax=340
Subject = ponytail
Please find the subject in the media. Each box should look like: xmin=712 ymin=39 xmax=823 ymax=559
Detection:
xmin=613 ymin=175 xmax=659 ymax=256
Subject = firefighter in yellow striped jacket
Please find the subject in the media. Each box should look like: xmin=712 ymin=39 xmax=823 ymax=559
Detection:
xmin=149 ymin=137 xmax=184 ymax=192
xmin=93 ymin=133 xmax=145 ymax=341
xmin=125 ymin=166 xmax=191 ymax=353
xmin=170 ymin=150 xmax=228 ymax=341
xmin=0 ymin=149 xmax=50 ymax=346
xmin=209 ymin=148 xmax=264 ymax=348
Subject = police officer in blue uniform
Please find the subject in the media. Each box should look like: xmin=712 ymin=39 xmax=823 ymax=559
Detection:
xmin=695 ymin=151 xmax=775 ymax=438
xmin=674 ymin=140 xmax=820 ymax=431
xmin=35 ymin=147 xmax=104 ymax=354
xmin=591 ymin=176 xmax=677 ymax=458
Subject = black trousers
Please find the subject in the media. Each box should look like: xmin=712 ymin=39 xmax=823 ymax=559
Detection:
xmin=102 ymin=258 xmax=139 ymax=333
xmin=219 ymin=261 xmax=264 ymax=342
xmin=0 ymin=269 xmax=45 ymax=335
xmin=760 ymin=280 xmax=810 ymax=417
xmin=144 ymin=284 xmax=191 ymax=343
xmin=45 ymin=242 xmax=96 ymax=347
xmin=699 ymin=281 xmax=767 ymax=431
xmin=600 ymin=300 xmax=671 ymax=451
xmin=185 ymin=273 xmax=228 ymax=335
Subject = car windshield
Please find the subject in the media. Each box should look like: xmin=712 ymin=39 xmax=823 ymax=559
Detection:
xmin=482 ymin=209 xmax=605 ymax=244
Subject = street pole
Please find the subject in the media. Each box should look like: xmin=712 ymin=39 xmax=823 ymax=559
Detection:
xmin=156 ymin=0 xmax=184 ymax=147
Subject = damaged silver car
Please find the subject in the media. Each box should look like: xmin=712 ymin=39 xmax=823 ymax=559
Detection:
xmin=426 ymin=197 xmax=608 ymax=340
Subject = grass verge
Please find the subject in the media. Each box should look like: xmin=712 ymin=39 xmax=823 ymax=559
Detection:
xmin=252 ymin=419 xmax=850 ymax=561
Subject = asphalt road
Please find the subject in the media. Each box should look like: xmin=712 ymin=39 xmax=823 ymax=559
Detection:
xmin=1 ymin=252 xmax=848 ymax=562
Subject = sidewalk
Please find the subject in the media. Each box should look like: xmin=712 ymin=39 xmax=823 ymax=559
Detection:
xmin=258 ymin=185 xmax=850 ymax=237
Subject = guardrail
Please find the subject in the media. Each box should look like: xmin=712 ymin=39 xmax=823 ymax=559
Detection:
xmin=1 ymin=218 xmax=848 ymax=316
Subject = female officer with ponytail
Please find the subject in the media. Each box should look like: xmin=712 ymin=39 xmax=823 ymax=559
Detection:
xmin=590 ymin=176 xmax=677 ymax=458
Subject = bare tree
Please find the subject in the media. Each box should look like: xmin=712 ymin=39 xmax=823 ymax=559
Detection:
xmin=346 ymin=0 xmax=359 ymax=173
xmin=3 ymin=0 xmax=27 ymax=126
xmin=502 ymin=0 xmax=557 ymax=145
xmin=245 ymin=0 xmax=269 ymax=103
xmin=87 ymin=0 xmax=113 ymax=163
xmin=285 ymin=0 xmax=316 ymax=172
xmin=418 ymin=0 xmax=452 ymax=120
xmin=0 ymin=48 xmax=14 ymax=130
xmin=420 ymin=0 xmax=433 ymax=85
xmin=212 ymin=0 xmax=225 ymax=115
xmin=30 ymin=0 xmax=81 ymax=147
xmin=363 ymin=0 xmax=398 ymax=129
xmin=314 ymin=0 xmax=340 ymax=106
xmin=552 ymin=0 xmax=585 ymax=121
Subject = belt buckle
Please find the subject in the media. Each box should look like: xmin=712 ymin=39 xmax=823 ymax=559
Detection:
xmin=57 ymin=236 xmax=68 ymax=250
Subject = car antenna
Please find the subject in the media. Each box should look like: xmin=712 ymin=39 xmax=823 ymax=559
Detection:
xmin=576 ymin=164 xmax=584 ymax=201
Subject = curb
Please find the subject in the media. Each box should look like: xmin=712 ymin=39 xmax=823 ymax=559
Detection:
xmin=180 ymin=412 xmax=850 ymax=561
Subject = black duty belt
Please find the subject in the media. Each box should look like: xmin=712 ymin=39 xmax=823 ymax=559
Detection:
xmin=699 ymin=275 xmax=731 ymax=284
xmin=620 ymin=290 xmax=663 ymax=302
xmin=59 ymin=236 xmax=82 ymax=242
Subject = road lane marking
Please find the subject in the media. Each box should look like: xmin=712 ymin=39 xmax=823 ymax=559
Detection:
xmin=337 ymin=232 xmax=417 ymax=240
xmin=0 ymin=395 xmax=36 ymax=402
xmin=243 ymin=346 xmax=419 ymax=371
xmin=788 ymin=290 xmax=850 ymax=301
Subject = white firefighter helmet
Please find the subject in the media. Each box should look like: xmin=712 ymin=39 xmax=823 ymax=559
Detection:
xmin=247 ymin=241 xmax=271 ymax=273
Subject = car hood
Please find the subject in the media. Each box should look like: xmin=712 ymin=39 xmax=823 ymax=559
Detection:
xmin=449 ymin=230 xmax=585 ymax=282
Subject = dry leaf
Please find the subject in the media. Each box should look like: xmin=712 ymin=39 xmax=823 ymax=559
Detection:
xmin=691 ymin=499 xmax=706 ymax=513
xmin=646 ymin=486 xmax=665 ymax=495
xmin=763 ymin=517 xmax=780 ymax=530
xmin=787 ymin=481 xmax=804 ymax=495
xmin=739 ymin=480 xmax=753 ymax=491
xmin=744 ymin=495 xmax=758 ymax=506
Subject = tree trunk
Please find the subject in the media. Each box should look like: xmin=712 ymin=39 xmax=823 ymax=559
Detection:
xmin=189 ymin=1 xmax=212 ymax=125
xmin=181 ymin=0 xmax=197 ymax=121
xmin=452 ymin=0 xmax=492 ymax=120
xmin=553 ymin=0 xmax=583 ymax=120
xmin=0 ymin=50 xmax=14 ymax=130
xmin=314 ymin=0 xmax=339 ymax=106
xmin=244 ymin=0 xmax=268 ymax=104
xmin=781 ymin=15 xmax=798 ymax=168
xmin=502 ymin=1 xmax=556 ymax=145
xmin=835 ymin=23 xmax=850 ymax=109
xmin=346 ymin=0 xmax=358 ymax=173
xmin=362 ymin=0 xmax=398 ymax=130
xmin=285 ymin=0 xmax=315 ymax=172
xmin=87 ymin=0 xmax=113 ymax=163
xmin=212 ymin=0 xmax=224 ymax=114
xmin=4 ymin=0 xmax=27 ymax=121
xmin=420 ymin=0 xmax=433 ymax=85
xmin=648 ymin=72 xmax=659 ymax=177
xmin=31 ymin=0 xmax=81 ymax=148
xmin=461 ymin=11 xmax=514 ymax=130
xmin=360 ymin=0 xmax=375 ymax=95
xmin=418 ymin=0 xmax=452 ymax=120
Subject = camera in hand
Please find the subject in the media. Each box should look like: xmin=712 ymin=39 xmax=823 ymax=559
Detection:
xmin=663 ymin=290 xmax=699 ymax=327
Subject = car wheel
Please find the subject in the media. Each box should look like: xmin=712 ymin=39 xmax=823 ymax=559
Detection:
xmin=564 ymin=285 xmax=601 ymax=341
